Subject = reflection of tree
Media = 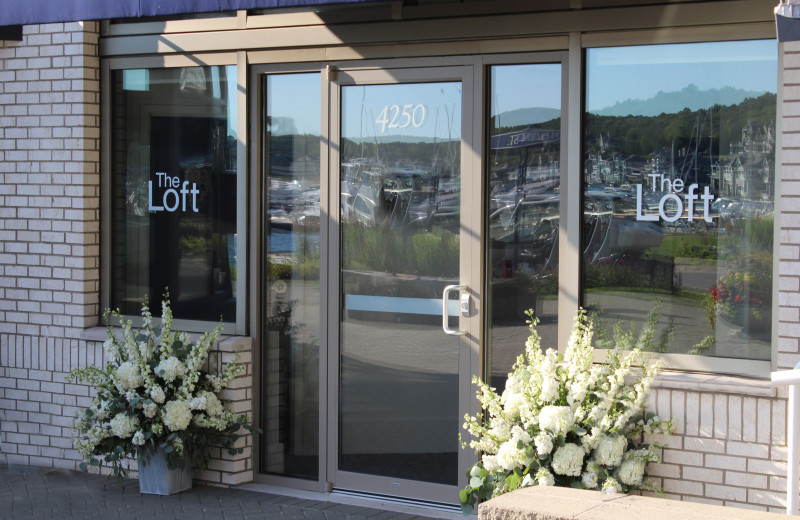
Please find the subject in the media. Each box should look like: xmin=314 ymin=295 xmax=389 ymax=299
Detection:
xmin=584 ymin=93 xmax=775 ymax=159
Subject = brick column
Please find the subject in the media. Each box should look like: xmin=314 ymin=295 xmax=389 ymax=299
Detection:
xmin=0 ymin=21 xmax=102 ymax=468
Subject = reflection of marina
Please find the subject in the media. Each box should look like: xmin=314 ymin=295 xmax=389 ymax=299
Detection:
xmin=341 ymin=161 xmax=459 ymax=231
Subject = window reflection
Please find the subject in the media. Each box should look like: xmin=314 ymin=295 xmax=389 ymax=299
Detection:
xmin=111 ymin=66 xmax=238 ymax=322
xmin=261 ymin=73 xmax=321 ymax=480
xmin=583 ymin=41 xmax=776 ymax=361
xmin=487 ymin=64 xmax=562 ymax=389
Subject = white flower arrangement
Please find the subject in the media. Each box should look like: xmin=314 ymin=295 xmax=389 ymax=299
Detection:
xmin=68 ymin=294 xmax=257 ymax=479
xmin=459 ymin=309 xmax=674 ymax=514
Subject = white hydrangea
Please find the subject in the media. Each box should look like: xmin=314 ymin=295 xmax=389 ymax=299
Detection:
xmin=189 ymin=394 xmax=207 ymax=411
xmin=593 ymin=435 xmax=627 ymax=467
xmin=163 ymin=400 xmax=192 ymax=431
xmin=115 ymin=362 xmax=143 ymax=391
xmin=535 ymin=467 xmax=555 ymax=486
xmin=155 ymin=356 xmax=186 ymax=383
xmin=132 ymin=430 xmax=146 ymax=446
xmin=582 ymin=469 xmax=598 ymax=489
xmin=496 ymin=441 xmax=525 ymax=471
xmin=143 ymin=402 xmax=158 ymax=419
xmin=618 ymin=458 xmax=646 ymax=486
xmin=149 ymin=385 xmax=166 ymax=404
xmin=189 ymin=391 xmax=223 ymax=416
xmin=538 ymin=405 xmax=573 ymax=435
xmin=109 ymin=413 xmax=139 ymax=438
xmin=202 ymin=392 xmax=223 ymax=417
xmin=551 ymin=443 xmax=584 ymax=477
xmin=534 ymin=432 xmax=554 ymax=457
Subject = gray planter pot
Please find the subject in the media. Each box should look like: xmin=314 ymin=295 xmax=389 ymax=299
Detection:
xmin=138 ymin=449 xmax=192 ymax=495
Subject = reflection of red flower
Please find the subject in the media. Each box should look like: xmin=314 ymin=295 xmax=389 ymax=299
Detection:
xmin=735 ymin=294 xmax=741 ymax=303
xmin=710 ymin=285 xmax=719 ymax=301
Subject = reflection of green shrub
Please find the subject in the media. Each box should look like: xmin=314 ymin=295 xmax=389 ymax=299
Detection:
xmin=267 ymin=261 xmax=293 ymax=280
xmin=411 ymin=230 xmax=459 ymax=278
xmin=515 ymin=271 xmax=559 ymax=295
xmin=179 ymin=234 xmax=211 ymax=253
xmin=585 ymin=256 xmax=676 ymax=292
xmin=652 ymin=234 xmax=717 ymax=260
xmin=727 ymin=216 xmax=773 ymax=256
xmin=342 ymin=222 xmax=458 ymax=277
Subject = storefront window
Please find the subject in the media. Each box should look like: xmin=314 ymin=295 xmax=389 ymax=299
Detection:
xmin=110 ymin=66 xmax=238 ymax=322
xmin=583 ymin=41 xmax=776 ymax=361
xmin=486 ymin=64 xmax=561 ymax=388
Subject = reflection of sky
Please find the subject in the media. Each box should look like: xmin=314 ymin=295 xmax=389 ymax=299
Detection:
xmin=490 ymin=64 xmax=561 ymax=115
xmin=266 ymin=73 xmax=321 ymax=136
xmin=225 ymin=65 xmax=238 ymax=138
xmin=587 ymin=40 xmax=777 ymax=114
xmin=343 ymin=83 xmax=462 ymax=141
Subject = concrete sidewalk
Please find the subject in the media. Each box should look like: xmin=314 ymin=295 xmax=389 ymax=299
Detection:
xmin=0 ymin=464 xmax=458 ymax=520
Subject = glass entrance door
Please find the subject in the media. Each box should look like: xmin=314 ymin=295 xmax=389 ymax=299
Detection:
xmin=329 ymin=66 xmax=480 ymax=502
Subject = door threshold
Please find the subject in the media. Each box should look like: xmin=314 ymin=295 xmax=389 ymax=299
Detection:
xmin=237 ymin=482 xmax=466 ymax=519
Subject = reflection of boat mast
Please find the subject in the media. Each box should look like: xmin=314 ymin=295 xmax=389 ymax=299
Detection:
xmin=360 ymin=87 xmax=365 ymax=158
xmin=368 ymin=108 xmax=380 ymax=163
xmin=432 ymin=108 xmax=439 ymax=170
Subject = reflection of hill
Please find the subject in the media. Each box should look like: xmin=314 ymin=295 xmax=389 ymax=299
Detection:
xmin=584 ymin=93 xmax=776 ymax=159
xmin=492 ymin=107 xmax=561 ymax=127
xmin=595 ymin=84 xmax=769 ymax=117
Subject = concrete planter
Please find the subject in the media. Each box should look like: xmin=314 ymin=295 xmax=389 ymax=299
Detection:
xmin=138 ymin=449 xmax=192 ymax=495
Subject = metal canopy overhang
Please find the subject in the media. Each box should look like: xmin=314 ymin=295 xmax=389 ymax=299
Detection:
xmin=0 ymin=0 xmax=382 ymax=29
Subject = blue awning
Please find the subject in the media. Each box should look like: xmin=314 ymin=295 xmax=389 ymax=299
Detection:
xmin=1 ymin=0 xmax=382 ymax=28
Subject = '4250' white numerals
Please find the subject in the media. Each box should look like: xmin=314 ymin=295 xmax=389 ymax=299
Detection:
xmin=375 ymin=104 xmax=426 ymax=133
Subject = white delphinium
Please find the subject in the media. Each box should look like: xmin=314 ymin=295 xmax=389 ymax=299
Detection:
xmin=163 ymin=400 xmax=192 ymax=431
xmin=90 ymin=401 xmax=110 ymax=421
xmin=535 ymin=467 xmax=555 ymax=486
xmin=103 ymin=338 xmax=119 ymax=362
xmin=551 ymin=443 xmax=585 ymax=476
xmin=109 ymin=414 xmax=139 ymax=438
xmin=149 ymin=385 xmax=166 ymax=404
xmin=593 ymin=434 xmax=627 ymax=467
xmin=155 ymin=356 xmax=185 ymax=383
xmin=115 ymin=361 xmax=143 ymax=391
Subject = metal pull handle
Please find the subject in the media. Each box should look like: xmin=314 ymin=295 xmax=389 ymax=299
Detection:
xmin=442 ymin=284 xmax=467 ymax=336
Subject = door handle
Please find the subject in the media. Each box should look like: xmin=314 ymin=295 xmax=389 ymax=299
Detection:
xmin=442 ymin=284 xmax=467 ymax=336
